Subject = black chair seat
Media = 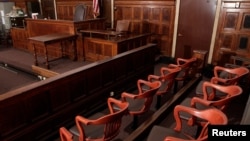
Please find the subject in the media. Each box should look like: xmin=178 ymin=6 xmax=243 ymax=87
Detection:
xmin=69 ymin=112 xmax=105 ymax=139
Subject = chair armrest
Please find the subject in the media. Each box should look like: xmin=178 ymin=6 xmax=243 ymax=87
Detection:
xmin=121 ymin=92 xmax=136 ymax=100
xmin=190 ymin=97 xmax=212 ymax=108
xmin=213 ymin=66 xmax=233 ymax=77
xmin=108 ymin=97 xmax=128 ymax=113
xmin=137 ymin=79 xmax=152 ymax=93
xmin=168 ymin=64 xmax=179 ymax=68
xmin=75 ymin=115 xmax=95 ymax=125
xmin=210 ymin=76 xmax=230 ymax=84
xmin=148 ymin=74 xmax=161 ymax=82
xmin=60 ymin=127 xmax=73 ymax=141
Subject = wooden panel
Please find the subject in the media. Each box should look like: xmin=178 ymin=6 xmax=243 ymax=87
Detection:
xmin=56 ymin=1 xmax=93 ymax=20
xmin=26 ymin=90 xmax=50 ymax=122
xmin=11 ymin=27 xmax=29 ymax=51
xmin=114 ymin=0 xmax=175 ymax=56
xmin=213 ymin=1 xmax=250 ymax=65
xmin=41 ymin=0 xmax=56 ymax=19
xmin=83 ymin=33 xmax=151 ymax=61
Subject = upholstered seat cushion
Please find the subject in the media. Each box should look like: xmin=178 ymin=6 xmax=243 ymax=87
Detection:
xmin=147 ymin=125 xmax=190 ymax=141
xmin=124 ymin=97 xmax=145 ymax=111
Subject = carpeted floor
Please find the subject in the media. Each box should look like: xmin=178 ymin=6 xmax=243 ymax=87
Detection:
xmin=0 ymin=46 xmax=92 ymax=94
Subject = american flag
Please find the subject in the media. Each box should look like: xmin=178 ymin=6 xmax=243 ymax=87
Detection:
xmin=93 ymin=0 xmax=100 ymax=18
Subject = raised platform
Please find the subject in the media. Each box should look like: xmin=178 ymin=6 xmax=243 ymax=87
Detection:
xmin=0 ymin=47 xmax=92 ymax=76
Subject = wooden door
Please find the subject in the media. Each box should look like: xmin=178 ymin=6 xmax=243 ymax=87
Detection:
xmin=175 ymin=0 xmax=217 ymax=59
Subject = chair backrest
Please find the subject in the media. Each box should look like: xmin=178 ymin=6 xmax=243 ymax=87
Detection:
xmin=73 ymin=4 xmax=87 ymax=21
xmin=211 ymin=66 xmax=249 ymax=85
xmin=165 ymin=105 xmax=228 ymax=141
xmin=121 ymin=79 xmax=161 ymax=115
xmin=169 ymin=57 xmax=197 ymax=80
xmin=148 ymin=66 xmax=181 ymax=95
xmin=59 ymin=127 xmax=73 ymax=141
xmin=75 ymin=97 xmax=128 ymax=141
xmin=115 ymin=20 xmax=130 ymax=33
xmin=191 ymin=81 xmax=243 ymax=111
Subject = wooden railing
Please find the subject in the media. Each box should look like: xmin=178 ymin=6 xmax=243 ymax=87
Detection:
xmin=0 ymin=44 xmax=156 ymax=141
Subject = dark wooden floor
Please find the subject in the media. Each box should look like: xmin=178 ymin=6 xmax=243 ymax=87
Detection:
xmin=0 ymin=45 xmax=248 ymax=141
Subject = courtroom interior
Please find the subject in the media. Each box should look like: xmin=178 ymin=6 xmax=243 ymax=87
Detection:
xmin=0 ymin=0 xmax=250 ymax=141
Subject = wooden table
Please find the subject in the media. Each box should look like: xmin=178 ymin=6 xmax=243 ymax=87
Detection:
xmin=80 ymin=29 xmax=122 ymax=40
xmin=29 ymin=33 xmax=77 ymax=69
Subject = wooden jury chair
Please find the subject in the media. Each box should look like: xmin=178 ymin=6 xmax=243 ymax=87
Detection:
xmin=120 ymin=79 xmax=161 ymax=129
xmin=60 ymin=97 xmax=129 ymax=141
xmin=168 ymin=57 xmax=197 ymax=93
xmin=146 ymin=105 xmax=228 ymax=141
xmin=148 ymin=66 xmax=181 ymax=109
xmin=180 ymin=81 xmax=242 ymax=122
xmin=195 ymin=66 xmax=249 ymax=95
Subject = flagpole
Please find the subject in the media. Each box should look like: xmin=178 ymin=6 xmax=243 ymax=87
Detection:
xmin=111 ymin=0 xmax=114 ymax=29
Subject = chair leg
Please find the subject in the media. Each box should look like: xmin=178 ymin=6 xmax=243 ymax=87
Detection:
xmin=195 ymin=125 xmax=203 ymax=138
xmin=174 ymin=81 xmax=178 ymax=93
xmin=132 ymin=115 xmax=138 ymax=129
xmin=156 ymin=95 xmax=161 ymax=109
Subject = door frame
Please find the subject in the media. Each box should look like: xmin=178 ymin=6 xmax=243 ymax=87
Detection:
xmin=171 ymin=0 xmax=222 ymax=64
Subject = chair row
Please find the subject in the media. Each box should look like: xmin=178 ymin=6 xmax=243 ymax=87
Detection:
xmin=59 ymin=79 xmax=161 ymax=141
xmin=146 ymin=62 xmax=249 ymax=140
xmin=59 ymin=56 xmax=249 ymax=141
xmin=58 ymin=56 xmax=200 ymax=141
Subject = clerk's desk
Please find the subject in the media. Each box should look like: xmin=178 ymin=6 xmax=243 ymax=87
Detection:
xmin=79 ymin=29 xmax=152 ymax=61
xmin=29 ymin=33 xmax=77 ymax=69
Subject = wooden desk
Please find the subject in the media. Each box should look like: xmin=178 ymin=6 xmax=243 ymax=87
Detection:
xmin=29 ymin=33 xmax=77 ymax=69
xmin=80 ymin=29 xmax=122 ymax=40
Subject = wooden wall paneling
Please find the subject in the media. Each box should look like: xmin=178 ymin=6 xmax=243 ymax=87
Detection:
xmin=85 ymin=66 xmax=103 ymax=94
xmin=41 ymin=0 xmax=56 ymax=19
xmin=101 ymin=61 xmax=116 ymax=86
xmin=26 ymin=90 xmax=51 ymax=123
xmin=213 ymin=0 xmax=250 ymax=65
xmin=11 ymin=27 xmax=29 ymax=51
xmin=103 ymin=44 xmax=113 ymax=57
xmin=49 ymin=82 xmax=72 ymax=111
xmin=56 ymin=1 xmax=93 ymax=20
xmin=113 ymin=57 xmax=128 ymax=81
xmin=0 ymin=95 xmax=28 ymax=137
xmin=114 ymin=1 xmax=175 ymax=56
xmin=67 ymin=72 xmax=87 ymax=101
